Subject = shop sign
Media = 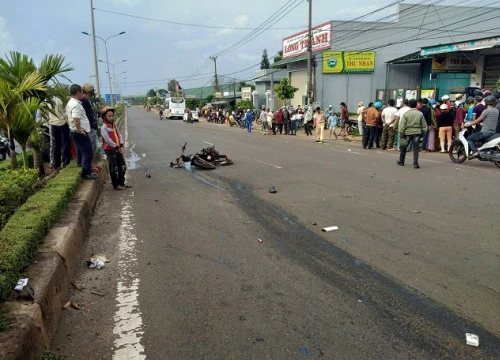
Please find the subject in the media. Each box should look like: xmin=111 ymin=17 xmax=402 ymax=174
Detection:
xmin=421 ymin=36 xmax=500 ymax=56
xmin=282 ymin=21 xmax=332 ymax=59
xmin=214 ymin=92 xmax=222 ymax=98
xmin=432 ymin=54 xmax=476 ymax=73
xmin=241 ymin=87 xmax=252 ymax=100
xmin=322 ymin=51 xmax=375 ymax=73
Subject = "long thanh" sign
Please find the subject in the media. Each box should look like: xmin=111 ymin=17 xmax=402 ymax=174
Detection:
xmin=282 ymin=21 xmax=333 ymax=59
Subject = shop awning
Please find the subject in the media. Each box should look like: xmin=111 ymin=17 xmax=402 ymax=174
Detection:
xmin=387 ymin=51 xmax=430 ymax=64
xmin=272 ymin=54 xmax=308 ymax=67
xmin=420 ymin=36 xmax=500 ymax=56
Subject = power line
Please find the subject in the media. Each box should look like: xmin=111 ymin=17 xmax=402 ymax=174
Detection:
xmin=93 ymin=7 xmax=308 ymax=31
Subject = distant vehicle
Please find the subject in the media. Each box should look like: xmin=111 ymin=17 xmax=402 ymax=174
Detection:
xmin=165 ymin=97 xmax=185 ymax=119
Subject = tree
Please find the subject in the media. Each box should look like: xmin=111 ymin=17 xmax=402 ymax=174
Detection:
xmin=157 ymin=88 xmax=168 ymax=97
xmin=274 ymin=78 xmax=298 ymax=105
xmin=260 ymin=49 xmax=270 ymax=70
xmin=146 ymin=88 xmax=156 ymax=98
xmin=273 ymin=50 xmax=286 ymax=69
xmin=167 ymin=79 xmax=178 ymax=94
xmin=0 ymin=51 xmax=73 ymax=174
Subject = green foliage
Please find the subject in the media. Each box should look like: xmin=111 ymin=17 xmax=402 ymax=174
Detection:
xmin=0 ymin=163 xmax=81 ymax=302
xmin=237 ymin=99 xmax=254 ymax=111
xmin=205 ymin=94 xmax=215 ymax=103
xmin=167 ymin=79 xmax=178 ymax=93
xmin=273 ymin=50 xmax=286 ymax=69
xmin=274 ymin=78 xmax=299 ymax=101
xmin=42 ymin=352 xmax=64 ymax=360
xmin=495 ymin=78 xmax=500 ymax=91
xmin=114 ymin=104 xmax=124 ymax=125
xmin=146 ymin=88 xmax=156 ymax=98
xmin=0 ymin=305 xmax=12 ymax=331
xmin=0 ymin=169 xmax=39 ymax=230
xmin=186 ymin=98 xmax=206 ymax=110
xmin=260 ymin=49 xmax=270 ymax=70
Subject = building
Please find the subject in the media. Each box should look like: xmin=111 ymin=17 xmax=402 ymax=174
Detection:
xmin=273 ymin=4 xmax=500 ymax=111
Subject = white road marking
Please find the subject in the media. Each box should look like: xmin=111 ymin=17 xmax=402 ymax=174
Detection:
xmin=112 ymin=108 xmax=146 ymax=360
xmin=254 ymin=159 xmax=283 ymax=169
xmin=181 ymin=133 xmax=187 ymax=136
xmin=113 ymin=200 xmax=145 ymax=360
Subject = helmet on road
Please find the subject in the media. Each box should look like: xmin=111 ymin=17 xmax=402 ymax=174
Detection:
xmin=374 ymin=102 xmax=382 ymax=108
xmin=82 ymin=83 xmax=95 ymax=93
xmin=484 ymin=95 xmax=496 ymax=105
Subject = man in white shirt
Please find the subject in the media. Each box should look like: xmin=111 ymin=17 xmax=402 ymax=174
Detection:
xmin=46 ymin=96 xmax=71 ymax=170
xmin=381 ymin=99 xmax=398 ymax=150
xmin=394 ymin=99 xmax=410 ymax=151
xmin=66 ymin=84 xmax=97 ymax=180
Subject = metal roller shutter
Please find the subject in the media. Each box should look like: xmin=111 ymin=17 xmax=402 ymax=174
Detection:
xmin=290 ymin=70 xmax=307 ymax=107
xmin=483 ymin=55 xmax=500 ymax=90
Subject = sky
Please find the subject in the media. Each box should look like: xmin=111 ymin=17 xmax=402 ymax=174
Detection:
xmin=0 ymin=0 xmax=394 ymax=96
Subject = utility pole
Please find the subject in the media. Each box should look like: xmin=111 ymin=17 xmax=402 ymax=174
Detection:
xmin=306 ymin=0 xmax=313 ymax=105
xmin=90 ymin=0 xmax=100 ymax=99
xmin=210 ymin=56 xmax=219 ymax=96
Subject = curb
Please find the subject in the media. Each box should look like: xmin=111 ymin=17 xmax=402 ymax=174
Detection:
xmin=0 ymin=162 xmax=108 ymax=360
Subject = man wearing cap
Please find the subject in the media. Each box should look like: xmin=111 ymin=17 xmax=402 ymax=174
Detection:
xmin=465 ymin=96 xmax=476 ymax=122
xmin=81 ymin=83 xmax=100 ymax=172
xmin=363 ymin=102 xmax=382 ymax=149
xmin=244 ymin=109 xmax=253 ymax=133
xmin=441 ymin=95 xmax=451 ymax=109
xmin=66 ymin=84 xmax=97 ymax=180
xmin=313 ymin=106 xmax=326 ymax=143
xmin=397 ymin=99 xmax=428 ymax=168
xmin=381 ymin=99 xmax=398 ymax=150
xmin=46 ymin=96 xmax=71 ymax=170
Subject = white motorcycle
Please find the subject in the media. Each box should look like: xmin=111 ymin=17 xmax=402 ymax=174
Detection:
xmin=449 ymin=125 xmax=500 ymax=168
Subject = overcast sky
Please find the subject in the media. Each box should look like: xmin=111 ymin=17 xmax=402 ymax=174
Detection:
xmin=1 ymin=0 xmax=396 ymax=96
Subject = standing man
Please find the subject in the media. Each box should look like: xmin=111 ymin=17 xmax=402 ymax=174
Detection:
xmin=276 ymin=108 xmax=284 ymax=134
xmin=266 ymin=108 xmax=274 ymax=135
xmin=381 ymin=99 xmax=398 ymax=150
xmin=304 ymin=106 xmax=313 ymax=136
xmin=363 ymin=102 xmax=381 ymax=149
xmin=313 ymin=106 xmax=326 ymax=143
xmin=244 ymin=109 xmax=253 ymax=133
xmin=282 ymin=106 xmax=290 ymax=135
xmin=46 ymin=96 xmax=71 ymax=170
xmin=260 ymin=108 xmax=268 ymax=134
xmin=357 ymin=102 xmax=364 ymax=136
xmin=66 ymin=84 xmax=97 ymax=180
xmin=81 ymin=83 xmax=100 ymax=172
xmin=419 ymin=98 xmax=432 ymax=151
xmin=397 ymin=99 xmax=428 ymax=168
xmin=394 ymin=99 xmax=411 ymax=151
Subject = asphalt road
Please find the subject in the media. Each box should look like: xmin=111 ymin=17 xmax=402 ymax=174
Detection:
xmin=51 ymin=106 xmax=500 ymax=359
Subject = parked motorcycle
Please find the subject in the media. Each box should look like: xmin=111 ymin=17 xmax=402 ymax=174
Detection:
xmin=0 ymin=133 xmax=9 ymax=161
xmin=449 ymin=126 xmax=500 ymax=168
xmin=170 ymin=142 xmax=233 ymax=170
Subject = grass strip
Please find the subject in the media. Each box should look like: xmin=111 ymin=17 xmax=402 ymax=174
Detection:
xmin=0 ymin=163 xmax=81 ymax=302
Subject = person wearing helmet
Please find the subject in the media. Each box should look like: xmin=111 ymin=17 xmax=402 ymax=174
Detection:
xmin=441 ymin=95 xmax=451 ymax=109
xmin=397 ymin=99 xmax=428 ymax=168
xmin=473 ymin=95 xmax=485 ymax=119
xmin=100 ymin=107 xmax=130 ymax=190
xmin=244 ymin=108 xmax=253 ymax=133
xmin=437 ymin=104 xmax=454 ymax=153
xmin=81 ymin=82 xmax=101 ymax=173
xmin=464 ymin=95 xmax=499 ymax=158
xmin=363 ymin=102 xmax=381 ymax=149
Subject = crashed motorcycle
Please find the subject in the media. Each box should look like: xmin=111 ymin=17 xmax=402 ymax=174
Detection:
xmin=449 ymin=126 xmax=500 ymax=168
xmin=170 ymin=142 xmax=233 ymax=170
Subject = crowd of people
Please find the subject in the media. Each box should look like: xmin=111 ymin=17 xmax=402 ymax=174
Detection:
xmin=201 ymin=89 xmax=500 ymax=168
xmin=44 ymin=82 xmax=131 ymax=189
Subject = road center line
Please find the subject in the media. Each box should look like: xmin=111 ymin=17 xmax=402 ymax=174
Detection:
xmin=254 ymin=159 xmax=283 ymax=169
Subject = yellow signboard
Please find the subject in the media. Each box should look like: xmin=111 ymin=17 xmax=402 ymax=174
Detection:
xmin=323 ymin=51 xmax=375 ymax=73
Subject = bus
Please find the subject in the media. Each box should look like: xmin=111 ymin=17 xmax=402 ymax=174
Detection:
xmin=165 ymin=97 xmax=185 ymax=119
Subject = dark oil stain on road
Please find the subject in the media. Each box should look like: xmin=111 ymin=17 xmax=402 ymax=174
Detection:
xmin=189 ymin=169 xmax=500 ymax=359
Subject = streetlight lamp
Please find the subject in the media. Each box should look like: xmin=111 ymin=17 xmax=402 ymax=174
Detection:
xmin=82 ymin=31 xmax=126 ymax=106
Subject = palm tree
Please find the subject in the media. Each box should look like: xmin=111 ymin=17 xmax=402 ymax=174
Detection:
xmin=10 ymin=97 xmax=41 ymax=168
xmin=0 ymin=52 xmax=73 ymax=174
xmin=0 ymin=71 xmax=46 ymax=169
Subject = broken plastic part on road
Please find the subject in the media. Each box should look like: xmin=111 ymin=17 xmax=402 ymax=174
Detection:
xmin=258 ymin=238 xmax=263 ymax=243
xmin=466 ymin=333 xmax=479 ymax=346
xmin=269 ymin=186 xmax=277 ymax=193
xmin=322 ymin=226 xmax=339 ymax=232
xmin=88 ymin=254 xmax=109 ymax=269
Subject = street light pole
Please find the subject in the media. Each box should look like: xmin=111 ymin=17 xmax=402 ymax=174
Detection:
xmin=89 ymin=0 xmax=100 ymax=98
xmin=101 ymin=60 xmax=126 ymax=105
xmin=306 ymin=0 xmax=313 ymax=105
xmin=82 ymin=31 xmax=126 ymax=106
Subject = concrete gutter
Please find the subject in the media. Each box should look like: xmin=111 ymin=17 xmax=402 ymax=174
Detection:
xmin=0 ymin=162 xmax=108 ymax=360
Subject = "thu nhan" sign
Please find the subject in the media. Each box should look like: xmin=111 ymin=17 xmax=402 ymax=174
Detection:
xmin=282 ymin=21 xmax=333 ymax=59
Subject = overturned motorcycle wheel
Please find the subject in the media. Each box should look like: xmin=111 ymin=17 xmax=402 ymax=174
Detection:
xmin=191 ymin=156 xmax=216 ymax=170
xmin=448 ymin=142 xmax=466 ymax=163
